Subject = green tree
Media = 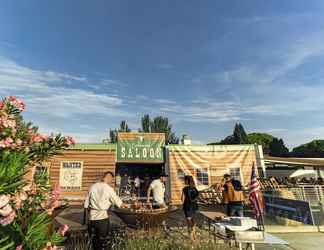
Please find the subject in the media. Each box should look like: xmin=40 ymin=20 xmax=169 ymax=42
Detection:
xmin=139 ymin=115 xmax=179 ymax=144
xmin=119 ymin=120 xmax=131 ymax=132
xmin=269 ymin=138 xmax=289 ymax=157
xmin=108 ymin=120 xmax=131 ymax=143
xmin=109 ymin=129 xmax=118 ymax=143
xmin=291 ymin=140 xmax=324 ymax=157
xmin=248 ymin=133 xmax=274 ymax=154
xmin=218 ymin=123 xmax=250 ymax=145
xmin=140 ymin=114 xmax=151 ymax=133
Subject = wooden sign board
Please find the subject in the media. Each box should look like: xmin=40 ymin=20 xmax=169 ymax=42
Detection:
xmin=117 ymin=132 xmax=165 ymax=163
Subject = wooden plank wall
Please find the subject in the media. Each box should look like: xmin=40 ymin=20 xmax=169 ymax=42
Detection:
xmin=49 ymin=150 xmax=116 ymax=203
xmin=168 ymin=147 xmax=257 ymax=204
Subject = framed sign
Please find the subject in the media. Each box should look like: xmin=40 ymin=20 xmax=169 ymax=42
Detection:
xmin=117 ymin=132 xmax=165 ymax=162
xmin=59 ymin=161 xmax=83 ymax=191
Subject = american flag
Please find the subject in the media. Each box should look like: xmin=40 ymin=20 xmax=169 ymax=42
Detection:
xmin=249 ymin=163 xmax=264 ymax=218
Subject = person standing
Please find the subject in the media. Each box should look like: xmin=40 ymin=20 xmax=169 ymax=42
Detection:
xmin=134 ymin=176 xmax=141 ymax=197
xmin=120 ymin=173 xmax=129 ymax=195
xmin=115 ymin=174 xmax=121 ymax=195
xmin=181 ymin=175 xmax=199 ymax=240
xmin=222 ymin=174 xmax=245 ymax=217
xmin=146 ymin=173 xmax=167 ymax=208
xmin=84 ymin=171 xmax=127 ymax=250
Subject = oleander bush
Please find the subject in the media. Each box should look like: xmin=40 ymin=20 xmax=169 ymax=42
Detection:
xmin=0 ymin=96 xmax=75 ymax=250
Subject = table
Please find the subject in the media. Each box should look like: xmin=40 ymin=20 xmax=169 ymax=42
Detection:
xmin=199 ymin=211 xmax=289 ymax=250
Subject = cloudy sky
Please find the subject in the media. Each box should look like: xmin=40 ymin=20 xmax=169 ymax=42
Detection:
xmin=1 ymin=1 xmax=324 ymax=148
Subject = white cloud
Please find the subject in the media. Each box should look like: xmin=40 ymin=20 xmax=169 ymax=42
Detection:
xmin=0 ymin=56 xmax=131 ymax=119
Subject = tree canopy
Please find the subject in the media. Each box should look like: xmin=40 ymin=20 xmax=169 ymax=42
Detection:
xmin=291 ymin=140 xmax=324 ymax=157
xmin=217 ymin=123 xmax=250 ymax=145
xmin=269 ymin=138 xmax=289 ymax=157
xmin=108 ymin=120 xmax=131 ymax=143
xmin=247 ymin=133 xmax=274 ymax=154
xmin=140 ymin=114 xmax=179 ymax=144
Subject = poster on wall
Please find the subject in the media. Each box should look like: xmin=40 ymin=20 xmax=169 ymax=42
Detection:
xmin=117 ymin=132 xmax=165 ymax=162
xmin=59 ymin=161 xmax=83 ymax=191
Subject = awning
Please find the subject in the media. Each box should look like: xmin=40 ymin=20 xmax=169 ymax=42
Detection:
xmin=289 ymin=169 xmax=316 ymax=178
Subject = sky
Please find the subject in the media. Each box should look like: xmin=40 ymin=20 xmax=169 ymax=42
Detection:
xmin=1 ymin=0 xmax=324 ymax=148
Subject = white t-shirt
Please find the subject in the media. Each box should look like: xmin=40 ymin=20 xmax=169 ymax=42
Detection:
xmin=149 ymin=179 xmax=165 ymax=205
xmin=134 ymin=177 xmax=140 ymax=188
xmin=84 ymin=182 xmax=123 ymax=220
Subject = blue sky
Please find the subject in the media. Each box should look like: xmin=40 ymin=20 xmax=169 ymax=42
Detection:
xmin=1 ymin=0 xmax=324 ymax=148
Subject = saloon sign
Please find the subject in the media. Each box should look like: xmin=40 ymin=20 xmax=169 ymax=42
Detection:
xmin=117 ymin=132 xmax=165 ymax=162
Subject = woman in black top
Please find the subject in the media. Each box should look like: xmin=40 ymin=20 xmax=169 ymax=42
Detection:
xmin=181 ymin=175 xmax=199 ymax=240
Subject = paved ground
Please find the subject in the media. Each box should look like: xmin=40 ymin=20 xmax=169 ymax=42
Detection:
xmin=55 ymin=206 xmax=323 ymax=250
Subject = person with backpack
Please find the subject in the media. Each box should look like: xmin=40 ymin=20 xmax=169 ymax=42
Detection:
xmin=222 ymin=173 xmax=245 ymax=217
xmin=181 ymin=175 xmax=199 ymax=240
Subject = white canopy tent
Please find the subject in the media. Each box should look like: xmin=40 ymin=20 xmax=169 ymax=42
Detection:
xmin=289 ymin=169 xmax=317 ymax=178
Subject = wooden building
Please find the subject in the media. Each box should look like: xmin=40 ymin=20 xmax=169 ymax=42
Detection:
xmin=47 ymin=133 xmax=262 ymax=205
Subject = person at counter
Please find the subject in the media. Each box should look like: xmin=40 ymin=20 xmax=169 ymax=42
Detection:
xmin=84 ymin=171 xmax=128 ymax=250
xmin=146 ymin=173 xmax=168 ymax=208
xmin=222 ymin=174 xmax=245 ymax=217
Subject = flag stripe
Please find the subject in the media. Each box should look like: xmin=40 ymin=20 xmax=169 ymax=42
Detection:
xmin=248 ymin=163 xmax=264 ymax=218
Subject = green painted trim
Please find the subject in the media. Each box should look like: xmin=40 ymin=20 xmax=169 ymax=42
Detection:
xmin=69 ymin=143 xmax=116 ymax=150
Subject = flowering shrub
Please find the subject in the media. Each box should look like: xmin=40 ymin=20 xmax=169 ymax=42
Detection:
xmin=0 ymin=96 xmax=75 ymax=250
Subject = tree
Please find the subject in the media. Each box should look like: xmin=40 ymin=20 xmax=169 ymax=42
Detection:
xmin=269 ymin=138 xmax=289 ymax=157
xmin=119 ymin=120 xmax=131 ymax=132
xmin=109 ymin=129 xmax=118 ymax=143
xmin=291 ymin=140 xmax=324 ymax=157
xmin=139 ymin=114 xmax=179 ymax=144
xmin=218 ymin=123 xmax=250 ymax=145
xmin=140 ymin=114 xmax=151 ymax=133
xmin=0 ymin=96 xmax=73 ymax=250
xmin=108 ymin=120 xmax=131 ymax=143
xmin=247 ymin=133 xmax=274 ymax=154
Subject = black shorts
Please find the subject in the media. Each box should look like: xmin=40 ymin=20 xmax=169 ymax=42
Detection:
xmin=183 ymin=206 xmax=197 ymax=218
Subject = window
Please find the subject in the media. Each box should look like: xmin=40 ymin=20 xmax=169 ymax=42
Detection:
xmin=177 ymin=169 xmax=185 ymax=180
xmin=196 ymin=168 xmax=209 ymax=185
xmin=230 ymin=167 xmax=242 ymax=181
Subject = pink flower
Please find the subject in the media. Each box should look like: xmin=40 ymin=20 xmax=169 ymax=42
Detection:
xmin=13 ymin=196 xmax=22 ymax=210
xmin=16 ymin=139 xmax=23 ymax=146
xmin=64 ymin=136 xmax=75 ymax=145
xmin=19 ymin=191 xmax=28 ymax=201
xmin=0 ymin=204 xmax=13 ymax=217
xmin=7 ymin=96 xmax=17 ymax=102
xmin=16 ymin=245 xmax=22 ymax=250
xmin=0 ymin=100 xmax=4 ymax=109
xmin=58 ymin=224 xmax=69 ymax=236
xmin=22 ymin=184 xmax=31 ymax=192
xmin=31 ymin=134 xmax=44 ymax=143
xmin=0 ymin=210 xmax=16 ymax=226
xmin=4 ymin=137 xmax=13 ymax=147
xmin=0 ymin=195 xmax=10 ymax=208
xmin=42 ymin=242 xmax=57 ymax=250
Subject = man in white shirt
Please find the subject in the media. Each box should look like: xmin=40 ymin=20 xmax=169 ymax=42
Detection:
xmin=134 ymin=176 xmax=141 ymax=197
xmin=84 ymin=171 xmax=127 ymax=249
xmin=146 ymin=173 xmax=168 ymax=208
